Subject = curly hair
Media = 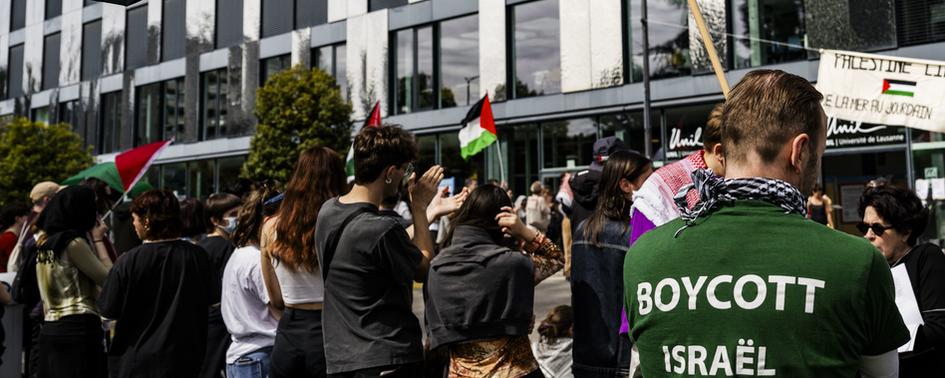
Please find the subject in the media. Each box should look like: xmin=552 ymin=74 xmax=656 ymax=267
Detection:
xmin=232 ymin=186 xmax=277 ymax=248
xmin=353 ymin=125 xmax=418 ymax=184
xmin=858 ymin=185 xmax=929 ymax=246
xmin=131 ymin=189 xmax=182 ymax=240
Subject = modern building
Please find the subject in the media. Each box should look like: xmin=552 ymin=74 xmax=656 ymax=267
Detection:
xmin=1 ymin=0 xmax=944 ymax=235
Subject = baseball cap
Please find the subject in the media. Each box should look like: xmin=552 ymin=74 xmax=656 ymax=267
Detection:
xmin=30 ymin=181 xmax=60 ymax=203
xmin=592 ymin=137 xmax=630 ymax=164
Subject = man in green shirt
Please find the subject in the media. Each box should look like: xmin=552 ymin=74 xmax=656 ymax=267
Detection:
xmin=624 ymin=69 xmax=909 ymax=377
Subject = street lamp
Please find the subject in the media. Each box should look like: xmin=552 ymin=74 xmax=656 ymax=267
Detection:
xmin=464 ymin=75 xmax=479 ymax=106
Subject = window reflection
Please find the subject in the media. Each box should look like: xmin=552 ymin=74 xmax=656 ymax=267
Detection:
xmin=600 ymin=112 xmax=660 ymax=159
xmin=135 ymin=78 xmax=186 ymax=146
xmin=262 ymin=0 xmax=295 ymax=38
xmin=83 ymin=20 xmax=102 ymax=81
xmin=314 ymin=44 xmax=349 ymax=101
xmin=126 ymin=5 xmax=149 ymax=70
xmin=542 ymin=118 xmax=597 ymax=168
xmin=188 ymin=160 xmax=216 ymax=199
xmin=897 ymin=1 xmax=945 ymax=46
xmin=7 ymin=44 xmax=24 ymax=99
xmin=501 ymin=124 xmax=540 ymax=197
xmin=202 ymin=69 xmax=229 ymax=140
xmin=417 ymin=27 xmax=435 ymax=110
xmin=260 ymin=54 xmax=291 ymax=86
xmin=511 ymin=0 xmax=561 ymax=98
xmin=99 ymin=91 xmax=123 ymax=154
xmin=730 ymin=0 xmax=807 ymax=69
xmin=43 ymin=33 xmax=61 ymax=90
xmin=440 ymin=14 xmax=479 ymax=108
xmin=218 ymin=156 xmax=246 ymax=194
xmin=162 ymin=162 xmax=187 ymax=197
xmin=663 ymin=104 xmax=714 ymax=160
xmin=163 ymin=0 xmax=186 ymax=61
xmin=216 ymin=0 xmax=244 ymax=49
xmin=394 ymin=29 xmax=414 ymax=114
xmin=645 ymin=0 xmax=690 ymax=78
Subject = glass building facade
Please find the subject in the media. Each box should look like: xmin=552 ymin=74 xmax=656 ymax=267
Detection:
xmin=0 ymin=0 xmax=943 ymax=237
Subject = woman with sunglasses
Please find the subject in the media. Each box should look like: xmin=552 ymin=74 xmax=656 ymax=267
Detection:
xmin=858 ymin=185 xmax=945 ymax=376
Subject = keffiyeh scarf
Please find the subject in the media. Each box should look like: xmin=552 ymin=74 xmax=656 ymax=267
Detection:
xmin=673 ymin=169 xmax=808 ymax=237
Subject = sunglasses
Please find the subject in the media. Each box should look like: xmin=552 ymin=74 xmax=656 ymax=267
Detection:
xmin=856 ymin=222 xmax=894 ymax=236
xmin=401 ymin=163 xmax=415 ymax=187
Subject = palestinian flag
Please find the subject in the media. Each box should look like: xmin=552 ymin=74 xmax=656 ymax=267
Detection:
xmin=881 ymin=79 xmax=916 ymax=97
xmin=459 ymin=95 xmax=497 ymax=160
xmin=346 ymin=101 xmax=383 ymax=180
xmin=115 ymin=139 xmax=173 ymax=192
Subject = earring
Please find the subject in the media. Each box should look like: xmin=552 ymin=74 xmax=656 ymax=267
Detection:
xmin=385 ymin=177 xmax=392 ymax=184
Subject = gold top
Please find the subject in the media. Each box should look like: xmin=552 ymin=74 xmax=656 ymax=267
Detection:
xmin=37 ymin=237 xmax=101 ymax=321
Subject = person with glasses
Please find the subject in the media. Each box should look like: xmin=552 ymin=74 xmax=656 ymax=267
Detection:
xmin=314 ymin=125 xmax=443 ymax=377
xmin=859 ymin=185 xmax=945 ymax=375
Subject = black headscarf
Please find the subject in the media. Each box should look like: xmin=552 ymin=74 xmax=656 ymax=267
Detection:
xmin=37 ymin=185 xmax=98 ymax=255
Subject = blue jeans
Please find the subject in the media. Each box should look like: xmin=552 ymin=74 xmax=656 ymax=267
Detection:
xmin=227 ymin=346 xmax=273 ymax=378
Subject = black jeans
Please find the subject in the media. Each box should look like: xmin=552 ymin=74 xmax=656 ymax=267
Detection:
xmin=199 ymin=308 xmax=230 ymax=378
xmin=37 ymin=314 xmax=107 ymax=378
xmin=270 ymin=308 xmax=327 ymax=378
xmin=328 ymin=362 xmax=424 ymax=378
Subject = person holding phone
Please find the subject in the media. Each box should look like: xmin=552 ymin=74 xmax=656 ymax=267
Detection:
xmin=425 ymin=184 xmax=564 ymax=378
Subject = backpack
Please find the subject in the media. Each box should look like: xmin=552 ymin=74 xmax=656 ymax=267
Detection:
xmin=11 ymin=233 xmax=41 ymax=309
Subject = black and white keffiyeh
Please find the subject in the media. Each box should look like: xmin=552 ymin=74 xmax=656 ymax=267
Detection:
xmin=672 ymin=169 xmax=807 ymax=237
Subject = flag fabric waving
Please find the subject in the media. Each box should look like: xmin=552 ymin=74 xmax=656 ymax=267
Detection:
xmin=114 ymin=139 xmax=173 ymax=192
xmin=346 ymin=101 xmax=383 ymax=180
xmin=459 ymin=95 xmax=497 ymax=160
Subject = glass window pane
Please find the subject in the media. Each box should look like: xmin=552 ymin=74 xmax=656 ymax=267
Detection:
xmin=216 ymin=0 xmax=244 ymax=48
xmin=43 ymin=33 xmax=61 ymax=90
xmin=600 ymin=112 xmax=660 ymax=159
xmin=260 ymin=54 xmax=291 ymax=86
xmin=512 ymin=0 xmax=561 ymax=98
xmin=188 ymin=160 xmax=215 ymax=198
xmin=730 ymin=0 xmax=807 ymax=69
xmin=440 ymin=14 xmax=479 ymax=108
xmin=202 ymin=70 xmax=221 ymax=140
xmin=126 ymin=5 xmax=149 ymax=70
xmin=542 ymin=118 xmax=597 ymax=168
xmin=57 ymin=100 xmax=80 ymax=130
xmin=8 ymin=44 xmax=24 ymax=99
xmin=647 ymin=0 xmax=690 ymax=78
xmin=136 ymin=83 xmax=162 ymax=145
xmin=369 ymin=0 xmax=407 ymax=12
xmin=501 ymin=124 xmax=540 ymax=197
xmin=31 ymin=107 xmax=50 ymax=124
xmin=163 ymin=0 xmax=186 ymax=61
xmin=314 ymin=45 xmax=333 ymax=73
xmin=11 ymin=0 xmax=26 ymax=30
xmin=100 ymin=91 xmax=122 ymax=154
xmin=262 ymin=0 xmax=295 ymax=38
xmin=417 ymin=26 xmax=434 ymax=110
xmin=296 ymin=0 xmax=328 ymax=28
xmin=898 ymin=1 xmax=945 ymax=45
xmin=417 ymin=134 xmax=437 ymax=173
xmin=82 ymin=20 xmax=102 ymax=80
xmin=164 ymin=78 xmax=186 ymax=141
xmin=663 ymin=104 xmax=715 ymax=161
xmin=46 ymin=0 xmax=62 ymax=19
xmin=335 ymin=44 xmax=347 ymax=101
xmin=217 ymin=156 xmax=246 ymax=194
xmin=162 ymin=162 xmax=187 ymax=197
xmin=395 ymin=29 xmax=414 ymax=114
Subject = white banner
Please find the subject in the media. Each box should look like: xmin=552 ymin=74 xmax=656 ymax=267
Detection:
xmin=816 ymin=49 xmax=945 ymax=133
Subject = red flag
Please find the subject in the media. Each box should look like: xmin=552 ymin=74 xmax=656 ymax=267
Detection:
xmin=115 ymin=140 xmax=173 ymax=192
xmin=364 ymin=101 xmax=382 ymax=128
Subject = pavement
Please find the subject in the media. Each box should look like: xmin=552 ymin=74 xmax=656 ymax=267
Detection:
xmin=412 ymin=271 xmax=572 ymax=344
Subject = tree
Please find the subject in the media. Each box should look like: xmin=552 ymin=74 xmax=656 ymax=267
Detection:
xmin=242 ymin=65 xmax=353 ymax=183
xmin=0 ymin=117 xmax=94 ymax=207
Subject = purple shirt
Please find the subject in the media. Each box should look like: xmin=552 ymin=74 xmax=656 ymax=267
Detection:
xmin=621 ymin=208 xmax=658 ymax=334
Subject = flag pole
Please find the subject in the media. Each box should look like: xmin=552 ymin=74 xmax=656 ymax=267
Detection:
xmin=495 ymin=143 xmax=506 ymax=185
xmin=641 ymin=0 xmax=653 ymax=160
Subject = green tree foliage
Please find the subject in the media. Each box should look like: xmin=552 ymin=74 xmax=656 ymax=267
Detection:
xmin=0 ymin=117 xmax=94 ymax=207
xmin=243 ymin=65 xmax=353 ymax=183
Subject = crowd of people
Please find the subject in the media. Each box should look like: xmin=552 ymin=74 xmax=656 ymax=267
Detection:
xmin=0 ymin=67 xmax=942 ymax=378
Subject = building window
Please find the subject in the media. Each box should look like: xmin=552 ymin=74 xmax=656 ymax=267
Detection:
xmin=644 ymin=0 xmax=690 ymax=78
xmin=58 ymin=100 xmax=81 ymax=129
xmin=46 ymin=0 xmax=62 ymax=20
xmin=43 ymin=33 xmax=61 ymax=90
xmin=217 ymin=156 xmax=246 ymax=193
xmin=439 ymin=14 xmax=479 ymax=108
xmin=897 ymin=0 xmax=945 ymax=46
xmin=730 ymin=0 xmax=807 ymax=69
xmin=100 ymin=91 xmax=122 ymax=154
xmin=11 ymin=0 xmax=26 ymax=31
xmin=188 ymin=160 xmax=215 ymax=198
xmin=201 ymin=68 xmax=229 ymax=140
xmin=7 ymin=44 xmax=25 ymax=99
xmin=31 ymin=107 xmax=50 ymax=124
xmin=510 ymin=0 xmax=561 ymax=99
xmin=392 ymin=26 xmax=434 ymax=114
xmin=216 ymin=0 xmax=244 ymax=49
xmin=126 ymin=5 xmax=149 ymax=70
xmin=135 ymin=78 xmax=185 ymax=146
xmin=262 ymin=0 xmax=294 ymax=38
xmin=297 ymin=0 xmax=328 ymax=29
xmin=542 ymin=118 xmax=598 ymax=169
xmin=163 ymin=0 xmax=186 ymax=61
xmin=82 ymin=21 xmax=102 ymax=80
xmin=369 ymin=0 xmax=408 ymax=12
xmin=600 ymin=111 xmax=660 ymax=159
xmin=314 ymin=43 xmax=348 ymax=100
xmin=260 ymin=54 xmax=291 ymax=86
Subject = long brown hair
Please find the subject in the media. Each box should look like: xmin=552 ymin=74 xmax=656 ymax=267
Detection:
xmin=583 ymin=150 xmax=651 ymax=246
xmin=232 ymin=185 xmax=277 ymax=248
xmin=440 ymin=185 xmax=514 ymax=250
xmin=270 ymin=147 xmax=347 ymax=272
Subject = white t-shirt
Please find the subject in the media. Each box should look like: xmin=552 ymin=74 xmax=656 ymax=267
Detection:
xmin=221 ymin=245 xmax=279 ymax=363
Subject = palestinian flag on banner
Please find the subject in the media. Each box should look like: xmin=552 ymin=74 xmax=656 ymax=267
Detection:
xmin=346 ymin=101 xmax=383 ymax=180
xmin=881 ymin=79 xmax=916 ymax=97
xmin=459 ymin=95 xmax=497 ymax=160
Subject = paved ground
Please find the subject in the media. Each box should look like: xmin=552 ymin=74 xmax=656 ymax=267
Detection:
xmin=412 ymin=271 xmax=572 ymax=344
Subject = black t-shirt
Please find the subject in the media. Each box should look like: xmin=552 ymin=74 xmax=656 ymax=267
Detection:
xmin=197 ymin=235 xmax=235 ymax=304
xmin=99 ymin=240 xmax=213 ymax=378
xmin=315 ymin=198 xmax=424 ymax=374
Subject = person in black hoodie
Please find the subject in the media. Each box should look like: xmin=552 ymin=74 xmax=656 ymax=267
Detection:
xmin=425 ymin=184 xmax=564 ymax=377
xmin=859 ymin=185 xmax=945 ymax=376
xmin=567 ymin=137 xmax=632 ymax=235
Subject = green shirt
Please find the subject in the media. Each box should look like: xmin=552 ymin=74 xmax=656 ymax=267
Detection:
xmin=624 ymin=200 xmax=909 ymax=377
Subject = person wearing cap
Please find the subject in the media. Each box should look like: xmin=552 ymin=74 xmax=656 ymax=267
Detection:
xmin=567 ymin=137 xmax=632 ymax=236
